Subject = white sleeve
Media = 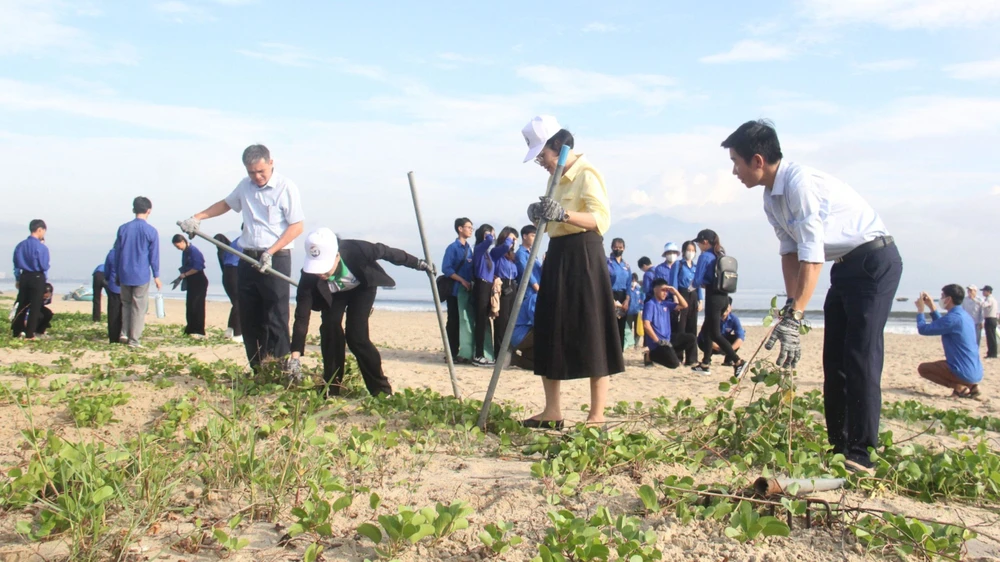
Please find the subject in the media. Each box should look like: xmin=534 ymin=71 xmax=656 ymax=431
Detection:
xmin=224 ymin=182 xmax=243 ymax=213
xmin=783 ymin=172 xmax=825 ymax=263
xmin=282 ymin=181 xmax=305 ymax=224
xmin=764 ymin=201 xmax=798 ymax=256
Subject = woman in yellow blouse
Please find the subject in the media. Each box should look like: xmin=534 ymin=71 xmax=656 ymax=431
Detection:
xmin=520 ymin=115 xmax=625 ymax=429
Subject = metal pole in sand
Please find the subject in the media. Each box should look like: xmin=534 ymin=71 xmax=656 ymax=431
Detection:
xmin=477 ymin=145 xmax=570 ymax=429
xmin=176 ymin=222 xmax=298 ymax=287
xmin=407 ymin=172 xmax=462 ymax=400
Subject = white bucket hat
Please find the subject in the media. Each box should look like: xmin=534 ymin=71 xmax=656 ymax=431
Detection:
xmin=661 ymin=242 xmax=680 ymax=257
xmin=522 ymin=115 xmax=562 ymax=163
xmin=303 ymin=228 xmax=339 ymax=274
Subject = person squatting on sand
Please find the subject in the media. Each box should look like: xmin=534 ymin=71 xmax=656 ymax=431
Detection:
xmin=288 ymin=228 xmax=431 ymax=397
xmin=642 ymin=278 xmax=697 ymax=369
xmin=722 ymin=120 xmax=902 ymax=473
xmin=180 ymin=144 xmax=304 ymax=372
xmin=915 ymin=286 xmax=983 ymax=399
xmin=520 ymin=115 xmax=625 ymax=429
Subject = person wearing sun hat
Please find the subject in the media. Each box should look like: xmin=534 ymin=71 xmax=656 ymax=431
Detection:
xmin=288 ymin=228 xmax=431 ymax=397
xmin=519 ymin=115 xmax=624 ymax=429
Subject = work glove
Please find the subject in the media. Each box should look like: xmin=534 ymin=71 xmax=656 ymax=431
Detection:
xmin=284 ymin=357 xmax=304 ymax=384
xmin=179 ymin=217 xmax=201 ymax=238
xmin=170 ymin=276 xmax=183 ymax=290
xmin=537 ymin=196 xmax=567 ymax=222
xmin=765 ymin=315 xmax=802 ymax=369
xmin=256 ymin=251 xmax=273 ymax=274
xmin=416 ymin=259 xmax=435 ymax=276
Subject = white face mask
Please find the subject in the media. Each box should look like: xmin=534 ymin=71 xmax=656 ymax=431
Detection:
xmin=665 ymin=254 xmax=677 ymax=264
xmin=684 ymin=251 xmax=696 ymax=261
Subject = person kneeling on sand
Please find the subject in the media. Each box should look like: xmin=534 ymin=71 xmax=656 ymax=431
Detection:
xmin=642 ymin=279 xmax=697 ymax=369
xmin=915 ymin=285 xmax=983 ymax=399
xmin=287 ymin=228 xmax=431 ymax=398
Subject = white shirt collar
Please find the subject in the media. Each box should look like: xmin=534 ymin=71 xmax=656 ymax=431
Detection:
xmin=769 ymin=160 xmax=789 ymax=197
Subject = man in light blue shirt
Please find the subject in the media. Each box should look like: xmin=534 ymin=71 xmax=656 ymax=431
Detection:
xmin=180 ymin=145 xmax=304 ymax=370
xmin=722 ymin=120 xmax=902 ymax=472
xmin=916 ymin=285 xmax=982 ymax=399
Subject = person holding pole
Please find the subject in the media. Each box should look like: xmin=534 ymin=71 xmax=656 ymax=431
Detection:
xmin=288 ymin=228 xmax=431 ymax=397
xmin=179 ymin=144 xmax=304 ymax=371
xmin=520 ymin=115 xmax=624 ymax=429
xmin=721 ymin=119 xmax=902 ymax=473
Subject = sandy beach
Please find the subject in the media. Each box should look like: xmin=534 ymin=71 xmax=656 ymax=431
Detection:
xmin=1 ymin=297 xmax=998 ymax=561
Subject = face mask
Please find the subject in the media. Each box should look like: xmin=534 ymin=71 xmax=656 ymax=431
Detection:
xmin=665 ymin=254 xmax=677 ymax=264
xmin=684 ymin=251 xmax=696 ymax=261
xmin=612 ymin=249 xmax=623 ymax=257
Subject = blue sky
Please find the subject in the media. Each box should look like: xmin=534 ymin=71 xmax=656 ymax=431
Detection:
xmin=1 ymin=0 xmax=998 ymax=303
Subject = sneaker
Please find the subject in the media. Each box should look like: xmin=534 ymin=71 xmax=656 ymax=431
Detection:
xmin=691 ymin=363 xmax=711 ymax=374
xmin=472 ymin=356 xmax=495 ymax=367
xmin=643 ymin=351 xmax=652 ymax=367
xmin=844 ymin=459 xmax=874 ymax=475
xmin=224 ymin=328 xmax=234 ymax=339
xmin=232 ymin=334 xmax=243 ymax=343
xmin=119 ymin=336 xmax=128 ymax=344
xmin=189 ymin=333 xmax=205 ymax=340
xmin=733 ymin=360 xmax=747 ymax=377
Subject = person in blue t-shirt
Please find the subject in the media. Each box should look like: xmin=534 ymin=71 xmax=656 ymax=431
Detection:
xmin=627 ymin=272 xmax=644 ymax=350
xmin=698 ymin=297 xmax=745 ymax=365
xmin=511 ymin=291 xmax=537 ymax=370
xmin=442 ymin=217 xmax=475 ymax=363
xmin=472 ymin=224 xmax=497 ymax=366
xmin=491 ymin=227 xmax=520 ymax=357
xmin=915 ymin=285 xmax=983 ymax=399
xmin=637 ymin=256 xmax=654 ymax=300
xmin=642 ymin=279 xmax=697 ymax=369
xmin=213 ymin=232 xmax=243 ymax=342
xmin=92 ymin=262 xmax=106 ymax=323
xmin=171 ymin=234 xmax=209 ymax=338
xmin=692 ymin=229 xmax=743 ymax=375
xmin=103 ymin=248 xmax=124 ymax=344
xmin=607 ymin=237 xmax=632 ymax=349
xmin=514 ymin=224 xmax=543 ymax=295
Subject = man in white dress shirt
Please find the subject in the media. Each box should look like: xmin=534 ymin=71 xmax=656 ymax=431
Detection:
xmin=722 ymin=120 xmax=903 ymax=473
xmin=180 ymin=144 xmax=304 ymax=371
xmin=962 ymin=285 xmax=984 ymax=347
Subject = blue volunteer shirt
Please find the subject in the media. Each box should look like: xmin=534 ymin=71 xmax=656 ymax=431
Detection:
xmin=702 ymin=313 xmax=746 ymax=343
xmin=104 ymin=249 xmax=120 ymax=295
xmin=512 ymin=291 xmax=537 ymax=348
xmin=628 ymin=283 xmax=644 ymax=316
xmin=181 ymin=244 xmax=206 ymax=274
xmin=473 ymin=234 xmax=495 ymax=282
xmin=608 ymin=257 xmax=631 ymax=292
xmin=222 ymin=237 xmax=242 ymax=267
xmin=672 ymin=260 xmax=704 ymax=300
xmin=491 ymin=238 xmax=518 ymax=280
xmin=693 ymin=250 xmax=717 ymax=289
xmin=642 ymin=269 xmax=656 ymax=299
xmin=94 ymin=263 xmax=105 ymax=275
xmin=643 ymin=297 xmax=678 ymax=348
xmin=114 ymin=218 xmax=160 ymax=287
xmin=441 ymin=239 xmax=473 ymax=297
xmin=12 ymin=236 xmax=49 ymax=280
xmin=514 ymin=245 xmax=542 ymax=291
xmin=917 ymin=307 xmax=983 ymax=383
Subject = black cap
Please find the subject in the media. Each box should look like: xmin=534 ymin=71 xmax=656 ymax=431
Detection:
xmin=984 ymin=285 xmax=994 ymax=292
xmin=694 ymin=229 xmax=717 ymax=244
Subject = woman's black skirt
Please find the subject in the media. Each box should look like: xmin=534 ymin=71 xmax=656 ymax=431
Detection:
xmin=533 ymin=231 xmax=625 ymax=380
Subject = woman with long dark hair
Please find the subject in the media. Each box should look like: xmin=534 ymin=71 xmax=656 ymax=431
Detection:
xmin=520 ymin=115 xmax=624 ymax=428
xmin=471 ymin=223 xmax=496 ymax=366
xmin=691 ymin=229 xmax=744 ymax=374
xmin=213 ymin=233 xmax=242 ymax=342
xmin=490 ymin=226 xmax=519 ymax=356
xmin=670 ymin=240 xmax=701 ymax=366
xmin=171 ymin=234 xmax=208 ymax=338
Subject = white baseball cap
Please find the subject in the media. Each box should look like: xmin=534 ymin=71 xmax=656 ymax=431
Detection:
xmin=303 ymin=228 xmax=339 ymax=274
xmin=968 ymin=284 xmax=978 ymax=290
xmin=522 ymin=115 xmax=561 ymax=163
xmin=662 ymin=242 xmax=679 ymax=257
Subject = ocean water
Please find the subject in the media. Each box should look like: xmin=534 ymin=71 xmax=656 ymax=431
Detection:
xmin=9 ymin=283 xmax=922 ymax=335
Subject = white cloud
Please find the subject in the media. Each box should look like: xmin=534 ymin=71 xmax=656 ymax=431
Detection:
xmin=944 ymin=58 xmax=1000 ymax=81
xmin=0 ymin=0 xmax=137 ymax=64
xmin=817 ymin=96 xmax=1000 ymax=142
xmin=437 ymin=52 xmax=490 ymax=64
xmin=854 ymin=58 xmax=918 ymax=72
xmin=153 ymin=1 xmax=215 ymax=23
xmin=582 ymin=22 xmax=621 ymax=33
xmin=699 ymin=40 xmax=791 ymax=64
xmin=516 ymin=66 xmax=681 ymax=109
xmin=236 ymin=42 xmax=387 ymax=79
xmin=797 ymin=0 xmax=1000 ymax=29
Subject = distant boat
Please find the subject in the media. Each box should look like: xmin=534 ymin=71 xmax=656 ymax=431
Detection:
xmin=896 ymin=297 xmax=909 ymax=302
xmin=63 ymin=285 xmax=93 ymax=302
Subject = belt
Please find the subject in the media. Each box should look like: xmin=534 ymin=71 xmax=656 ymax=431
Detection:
xmin=243 ymin=249 xmax=290 ymax=259
xmin=835 ymin=236 xmax=894 ymax=264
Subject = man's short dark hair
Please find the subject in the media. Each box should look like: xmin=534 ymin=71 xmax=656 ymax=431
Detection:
xmin=29 ymin=219 xmax=46 ymax=233
xmin=611 ymin=237 xmax=625 ymax=247
xmin=721 ymin=119 xmax=783 ymax=165
xmin=652 ymin=278 xmax=669 ymax=289
xmin=242 ymin=144 xmax=271 ymax=167
xmin=454 ymin=217 xmax=471 ymax=234
xmin=133 ymin=196 xmax=152 ymax=214
xmin=637 ymin=256 xmax=652 ymax=268
xmin=520 ymin=224 xmax=537 ymax=237
xmin=942 ymin=284 xmax=965 ymax=305
xmin=171 ymin=234 xmax=186 ymax=245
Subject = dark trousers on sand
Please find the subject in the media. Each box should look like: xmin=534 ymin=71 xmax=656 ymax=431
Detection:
xmin=823 ymin=242 xmax=902 ymax=468
xmin=222 ymin=266 xmax=241 ymax=336
xmin=473 ymin=280 xmax=492 ymax=358
xmin=107 ymin=291 xmax=123 ymax=343
xmin=319 ymin=285 xmax=392 ymax=397
xmin=613 ymin=290 xmax=628 ymax=350
xmin=238 ymin=251 xmax=291 ymax=369
xmin=11 ymin=272 xmax=46 ymax=338
xmin=649 ymin=333 xmax=698 ymax=369
xmin=446 ymin=294 xmax=461 ymax=359
xmin=92 ymin=272 xmax=104 ymax=322
xmin=184 ymin=271 xmax=208 ymax=336
xmin=985 ymin=317 xmax=998 ymax=358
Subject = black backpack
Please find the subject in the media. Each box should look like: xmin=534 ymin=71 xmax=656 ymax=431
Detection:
xmin=714 ymin=255 xmax=738 ymax=294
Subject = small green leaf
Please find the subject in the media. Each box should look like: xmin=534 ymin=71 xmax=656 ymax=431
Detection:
xmin=91 ymin=485 xmax=114 ymax=505
xmin=357 ymin=522 xmax=382 ymax=544
xmin=369 ymin=492 xmax=381 ymax=510
xmin=304 ymin=542 xmax=323 ymax=562
xmin=333 ymin=494 xmax=353 ymax=512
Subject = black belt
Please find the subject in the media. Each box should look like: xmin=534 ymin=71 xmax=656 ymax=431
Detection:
xmin=243 ymin=249 xmax=290 ymax=259
xmin=835 ymin=236 xmax=894 ymax=264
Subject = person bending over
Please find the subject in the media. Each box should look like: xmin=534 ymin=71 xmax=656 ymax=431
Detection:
xmin=915 ymin=286 xmax=982 ymax=399
xmin=642 ymin=279 xmax=697 ymax=369
xmin=288 ymin=228 xmax=431 ymax=397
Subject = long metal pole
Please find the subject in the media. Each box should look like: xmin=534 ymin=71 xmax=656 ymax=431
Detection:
xmin=176 ymin=222 xmax=298 ymax=287
xmin=477 ymin=145 xmax=570 ymax=429
xmin=407 ymin=172 xmax=462 ymax=400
